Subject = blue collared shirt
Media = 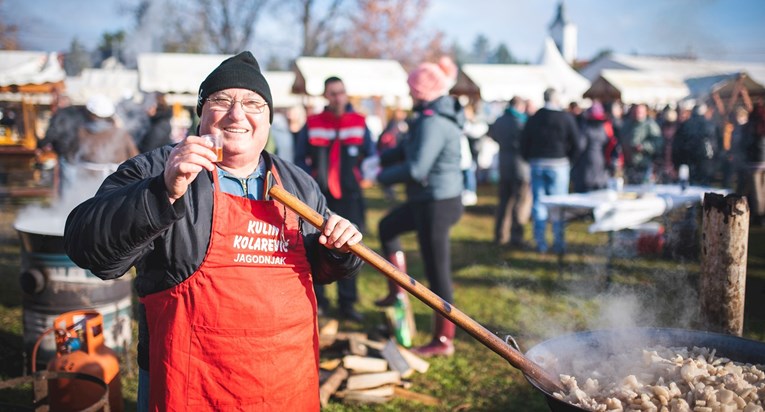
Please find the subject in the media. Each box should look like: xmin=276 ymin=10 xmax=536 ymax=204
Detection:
xmin=216 ymin=158 xmax=266 ymax=200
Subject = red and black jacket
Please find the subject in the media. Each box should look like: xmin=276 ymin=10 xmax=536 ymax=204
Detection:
xmin=295 ymin=110 xmax=374 ymax=199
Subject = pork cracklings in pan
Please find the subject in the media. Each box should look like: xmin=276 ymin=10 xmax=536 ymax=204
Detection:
xmin=551 ymin=346 xmax=765 ymax=412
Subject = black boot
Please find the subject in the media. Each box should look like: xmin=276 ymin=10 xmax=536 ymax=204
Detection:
xmin=340 ymin=304 xmax=364 ymax=322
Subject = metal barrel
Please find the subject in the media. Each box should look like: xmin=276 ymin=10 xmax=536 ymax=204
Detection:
xmin=17 ymin=229 xmax=133 ymax=366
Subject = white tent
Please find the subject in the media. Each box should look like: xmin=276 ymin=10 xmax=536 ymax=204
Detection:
xmin=0 ymin=51 xmax=66 ymax=104
xmin=65 ymin=68 xmax=140 ymax=105
xmin=292 ymin=57 xmax=411 ymax=108
xmin=261 ymin=71 xmax=302 ymax=108
xmin=455 ymin=37 xmax=590 ymax=106
xmin=537 ymin=37 xmax=591 ymax=104
xmin=581 ymin=54 xmax=765 ymax=86
xmin=138 ymin=53 xmax=224 ymax=99
xmin=459 ymin=64 xmax=549 ymax=104
xmin=0 ymin=51 xmax=65 ymax=87
xmin=584 ymin=69 xmax=691 ymax=106
xmin=137 ymin=53 xmax=301 ymax=108
xmin=581 ymin=53 xmax=765 ymax=106
xmin=684 ymin=72 xmax=765 ymax=101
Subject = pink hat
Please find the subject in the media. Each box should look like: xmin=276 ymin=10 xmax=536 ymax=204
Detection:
xmin=407 ymin=56 xmax=457 ymax=102
xmin=586 ymin=101 xmax=606 ymax=121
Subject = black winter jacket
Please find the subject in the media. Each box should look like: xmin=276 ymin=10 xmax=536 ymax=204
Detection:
xmin=672 ymin=114 xmax=718 ymax=183
xmin=488 ymin=109 xmax=529 ymax=182
xmin=520 ymin=108 xmax=581 ymax=162
xmin=64 ymin=147 xmax=363 ymax=369
xmin=571 ymin=120 xmax=609 ymax=193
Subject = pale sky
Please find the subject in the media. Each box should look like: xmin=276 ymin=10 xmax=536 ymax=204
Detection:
xmin=11 ymin=0 xmax=765 ymax=64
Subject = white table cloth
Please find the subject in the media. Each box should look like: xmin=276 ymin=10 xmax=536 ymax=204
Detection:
xmin=540 ymin=184 xmax=728 ymax=233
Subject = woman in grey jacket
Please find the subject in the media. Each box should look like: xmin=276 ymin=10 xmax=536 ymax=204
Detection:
xmin=374 ymin=57 xmax=464 ymax=357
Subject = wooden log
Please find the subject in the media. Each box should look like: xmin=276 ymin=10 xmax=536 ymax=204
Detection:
xmin=337 ymin=384 xmax=395 ymax=400
xmin=345 ymin=371 xmax=401 ymax=391
xmin=335 ymin=331 xmax=368 ymax=342
xmin=358 ymin=338 xmax=385 ymax=351
xmin=319 ymin=319 xmax=339 ymax=349
xmin=393 ymin=387 xmax=441 ymax=406
xmin=700 ymin=193 xmax=749 ymax=336
xmin=319 ymin=358 xmax=341 ymax=371
xmin=320 ymin=319 xmax=339 ymax=336
xmin=319 ymin=366 xmax=349 ymax=407
xmin=340 ymin=392 xmax=392 ymax=404
xmin=397 ymin=345 xmax=429 ymax=374
xmin=342 ymin=355 xmax=388 ymax=373
xmin=348 ymin=336 xmax=368 ymax=356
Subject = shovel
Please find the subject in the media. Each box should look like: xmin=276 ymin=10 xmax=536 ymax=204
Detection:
xmin=269 ymin=185 xmax=564 ymax=394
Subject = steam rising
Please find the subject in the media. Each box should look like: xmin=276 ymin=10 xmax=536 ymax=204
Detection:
xmin=14 ymin=168 xmax=112 ymax=236
xmin=507 ymin=246 xmax=734 ymax=408
xmin=122 ymin=0 xmax=169 ymax=67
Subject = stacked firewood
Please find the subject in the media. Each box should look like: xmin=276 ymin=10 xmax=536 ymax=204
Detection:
xmin=317 ymin=320 xmax=439 ymax=407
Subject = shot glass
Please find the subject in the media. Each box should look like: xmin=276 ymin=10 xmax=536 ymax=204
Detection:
xmin=201 ymin=133 xmax=223 ymax=162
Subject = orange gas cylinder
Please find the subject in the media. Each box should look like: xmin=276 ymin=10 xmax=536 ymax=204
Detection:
xmin=47 ymin=310 xmax=123 ymax=412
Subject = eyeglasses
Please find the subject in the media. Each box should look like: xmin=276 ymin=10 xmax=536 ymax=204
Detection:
xmin=205 ymin=97 xmax=268 ymax=114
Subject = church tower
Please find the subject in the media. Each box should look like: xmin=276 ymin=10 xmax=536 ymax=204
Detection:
xmin=549 ymin=1 xmax=578 ymax=64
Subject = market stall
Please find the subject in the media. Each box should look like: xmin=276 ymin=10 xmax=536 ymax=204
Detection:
xmin=452 ymin=37 xmax=590 ymax=107
xmin=583 ymin=69 xmax=691 ymax=106
xmin=0 ymin=51 xmax=66 ymax=198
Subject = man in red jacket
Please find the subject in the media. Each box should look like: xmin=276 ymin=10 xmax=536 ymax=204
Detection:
xmin=295 ymin=76 xmax=375 ymax=321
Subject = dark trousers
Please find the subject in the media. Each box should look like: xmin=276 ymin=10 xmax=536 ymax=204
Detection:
xmin=379 ymin=197 xmax=463 ymax=303
xmin=495 ymin=179 xmax=531 ymax=245
xmin=314 ymin=193 xmax=365 ymax=309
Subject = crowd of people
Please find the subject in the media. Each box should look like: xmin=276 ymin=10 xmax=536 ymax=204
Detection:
xmin=481 ymin=91 xmax=765 ymax=252
xmin=37 ymin=49 xmax=763 ymax=410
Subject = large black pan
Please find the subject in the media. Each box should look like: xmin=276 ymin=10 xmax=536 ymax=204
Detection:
xmin=524 ymin=328 xmax=765 ymax=412
xmin=14 ymin=215 xmax=67 ymax=254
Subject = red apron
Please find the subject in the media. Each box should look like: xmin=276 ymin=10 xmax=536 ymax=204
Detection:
xmin=140 ymin=169 xmax=320 ymax=411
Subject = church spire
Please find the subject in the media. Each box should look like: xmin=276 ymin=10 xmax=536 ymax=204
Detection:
xmin=550 ymin=1 xmax=568 ymax=28
xmin=548 ymin=1 xmax=577 ymax=65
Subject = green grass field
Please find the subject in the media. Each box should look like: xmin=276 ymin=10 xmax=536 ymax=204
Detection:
xmin=1 ymin=184 xmax=763 ymax=411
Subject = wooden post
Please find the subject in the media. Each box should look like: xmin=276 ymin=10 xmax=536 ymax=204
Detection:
xmin=700 ymin=193 xmax=749 ymax=336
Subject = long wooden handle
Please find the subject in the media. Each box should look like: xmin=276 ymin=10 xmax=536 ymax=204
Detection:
xmin=268 ymin=185 xmax=563 ymax=394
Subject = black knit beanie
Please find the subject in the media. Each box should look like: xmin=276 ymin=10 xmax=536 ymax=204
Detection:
xmin=197 ymin=51 xmax=273 ymax=123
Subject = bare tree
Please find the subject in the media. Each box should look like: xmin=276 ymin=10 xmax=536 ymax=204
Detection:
xmin=338 ymin=0 xmax=447 ymax=69
xmin=0 ymin=0 xmax=19 ymax=49
xmin=121 ymin=0 xmax=266 ymax=56
xmin=162 ymin=10 xmax=207 ymax=54
xmin=200 ymin=0 xmax=270 ymax=54
xmin=64 ymin=39 xmax=93 ymax=75
xmin=278 ymin=0 xmax=346 ymax=56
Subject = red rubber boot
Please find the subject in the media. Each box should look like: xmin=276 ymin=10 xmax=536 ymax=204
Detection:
xmin=374 ymin=251 xmax=406 ymax=307
xmin=412 ymin=314 xmax=455 ymax=357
